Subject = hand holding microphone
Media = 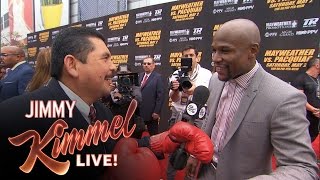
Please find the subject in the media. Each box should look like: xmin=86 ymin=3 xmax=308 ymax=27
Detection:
xmin=170 ymin=85 xmax=211 ymax=170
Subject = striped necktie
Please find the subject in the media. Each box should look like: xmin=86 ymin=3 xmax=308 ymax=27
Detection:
xmin=89 ymin=105 xmax=97 ymax=124
xmin=141 ymin=74 xmax=149 ymax=87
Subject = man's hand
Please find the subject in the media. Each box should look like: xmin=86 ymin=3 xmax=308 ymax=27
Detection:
xmin=170 ymin=80 xmax=180 ymax=91
xmin=113 ymin=92 xmax=123 ymax=99
xmin=183 ymin=82 xmax=196 ymax=95
xmin=312 ymin=108 xmax=320 ymax=118
xmin=169 ymin=80 xmax=181 ymax=102
xmin=185 ymin=156 xmax=200 ymax=179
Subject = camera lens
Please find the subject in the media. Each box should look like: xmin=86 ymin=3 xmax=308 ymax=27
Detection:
xmin=121 ymin=77 xmax=131 ymax=86
xmin=180 ymin=78 xmax=192 ymax=90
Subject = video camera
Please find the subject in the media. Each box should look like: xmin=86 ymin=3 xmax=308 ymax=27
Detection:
xmin=170 ymin=57 xmax=193 ymax=91
xmin=113 ymin=72 xmax=139 ymax=94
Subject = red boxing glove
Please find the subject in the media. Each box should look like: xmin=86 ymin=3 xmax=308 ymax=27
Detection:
xmin=150 ymin=121 xmax=213 ymax=163
xmin=107 ymin=138 xmax=161 ymax=180
xmin=149 ymin=131 xmax=180 ymax=153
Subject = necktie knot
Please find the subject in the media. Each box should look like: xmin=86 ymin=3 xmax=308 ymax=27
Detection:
xmin=89 ymin=105 xmax=97 ymax=124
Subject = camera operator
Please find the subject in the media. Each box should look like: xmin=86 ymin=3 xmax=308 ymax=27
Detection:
xmin=101 ymin=63 xmax=145 ymax=139
xmin=167 ymin=45 xmax=212 ymax=180
xmin=169 ymin=45 xmax=212 ymax=127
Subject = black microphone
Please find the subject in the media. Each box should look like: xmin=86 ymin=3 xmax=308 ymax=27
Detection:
xmin=181 ymin=85 xmax=210 ymax=126
xmin=170 ymin=85 xmax=210 ymax=170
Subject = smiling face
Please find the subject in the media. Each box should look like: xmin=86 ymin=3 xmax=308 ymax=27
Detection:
xmin=76 ymin=37 xmax=116 ymax=101
xmin=211 ymin=19 xmax=260 ymax=81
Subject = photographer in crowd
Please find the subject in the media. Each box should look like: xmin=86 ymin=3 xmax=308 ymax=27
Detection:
xmin=167 ymin=45 xmax=212 ymax=180
xmin=168 ymin=45 xmax=212 ymax=127
xmin=101 ymin=63 xmax=145 ymax=139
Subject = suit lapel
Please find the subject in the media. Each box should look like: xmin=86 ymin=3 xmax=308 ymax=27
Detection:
xmin=221 ymin=67 xmax=264 ymax=148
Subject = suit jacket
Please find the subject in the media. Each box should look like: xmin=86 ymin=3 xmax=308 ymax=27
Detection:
xmin=0 ymin=78 xmax=116 ymax=179
xmin=139 ymin=71 xmax=165 ymax=122
xmin=199 ymin=67 xmax=318 ymax=180
xmin=0 ymin=62 xmax=34 ymax=102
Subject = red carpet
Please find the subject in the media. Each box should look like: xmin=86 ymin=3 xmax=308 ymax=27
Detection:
xmin=142 ymin=132 xmax=320 ymax=180
xmin=312 ymin=135 xmax=320 ymax=161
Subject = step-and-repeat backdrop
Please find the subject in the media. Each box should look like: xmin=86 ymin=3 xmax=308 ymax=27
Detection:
xmin=27 ymin=0 xmax=320 ymax=131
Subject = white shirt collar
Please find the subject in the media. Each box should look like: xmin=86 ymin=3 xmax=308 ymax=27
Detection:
xmin=11 ymin=61 xmax=26 ymax=70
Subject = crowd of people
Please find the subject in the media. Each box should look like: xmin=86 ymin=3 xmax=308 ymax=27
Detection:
xmin=0 ymin=18 xmax=319 ymax=179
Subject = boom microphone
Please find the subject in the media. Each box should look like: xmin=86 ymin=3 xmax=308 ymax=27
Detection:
xmin=170 ymin=85 xmax=210 ymax=170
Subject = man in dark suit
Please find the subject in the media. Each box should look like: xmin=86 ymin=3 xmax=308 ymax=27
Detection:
xmin=0 ymin=27 xmax=117 ymax=179
xmin=0 ymin=45 xmax=34 ymax=102
xmin=139 ymin=57 xmax=165 ymax=135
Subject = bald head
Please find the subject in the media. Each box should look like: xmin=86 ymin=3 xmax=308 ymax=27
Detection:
xmin=1 ymin=46 xmax=25 ymax=57
xmin=216 ymin=19 xmax=261 ymax=46
xmin=1 ymin=46 xmax=26 ymax=68
xmin=211 ymin=19 xmax=261 ymax=81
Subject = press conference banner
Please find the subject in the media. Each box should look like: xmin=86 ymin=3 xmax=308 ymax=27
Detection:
xmin=27 ymin=0 xmax=320 ymax=129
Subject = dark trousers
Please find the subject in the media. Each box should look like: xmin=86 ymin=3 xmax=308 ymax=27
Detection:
xmin=167 ymin=153 xmax=177 ymax=180
xmin=307 ymin=112 xmax=319 ymax=142
xmin=145 ymin=120 xmax=159 ymax=136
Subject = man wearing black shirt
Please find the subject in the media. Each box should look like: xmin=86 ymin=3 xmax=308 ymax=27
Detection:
xmin=292 ymin=57 xmax=320 ymax=142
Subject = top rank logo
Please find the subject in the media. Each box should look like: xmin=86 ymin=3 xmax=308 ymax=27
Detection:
xmin=193 ymin=28 xmax=203 ymax=35
xmin=154 ymin=9 xmax=162 ymax=16
xmin=303 ymin=18 xmax=319 ymax=28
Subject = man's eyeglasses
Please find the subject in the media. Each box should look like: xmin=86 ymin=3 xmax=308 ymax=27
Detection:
xmin=0 ymin=53 xmax=19 ymax=57
xmin=143 ymin=62 xmax=152 ymax=65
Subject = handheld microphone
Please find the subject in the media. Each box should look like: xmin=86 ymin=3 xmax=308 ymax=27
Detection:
xmin=181 ymin=85 xmax=210 ymax=126
xmin=170 ymin=85 xmax=210 ymax=170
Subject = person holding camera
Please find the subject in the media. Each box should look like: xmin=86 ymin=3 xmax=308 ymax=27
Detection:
xmin=168 ymin=45 xmax=212 ymax=128
xmin=101 ymin=63 xmax=145 ymax=139
xmin=139 ymin=57 xmax=165 ymax=136
xmin=167 ymin=45 xmax=212 ymax=180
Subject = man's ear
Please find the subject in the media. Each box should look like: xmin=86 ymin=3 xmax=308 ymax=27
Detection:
xmin=196 ymin=56 xmax=200 ymax=63
xmin=249 ymin=43 xmax=259 ymax=59
xmin=64 ymin=55 xmax=79 ymax=78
